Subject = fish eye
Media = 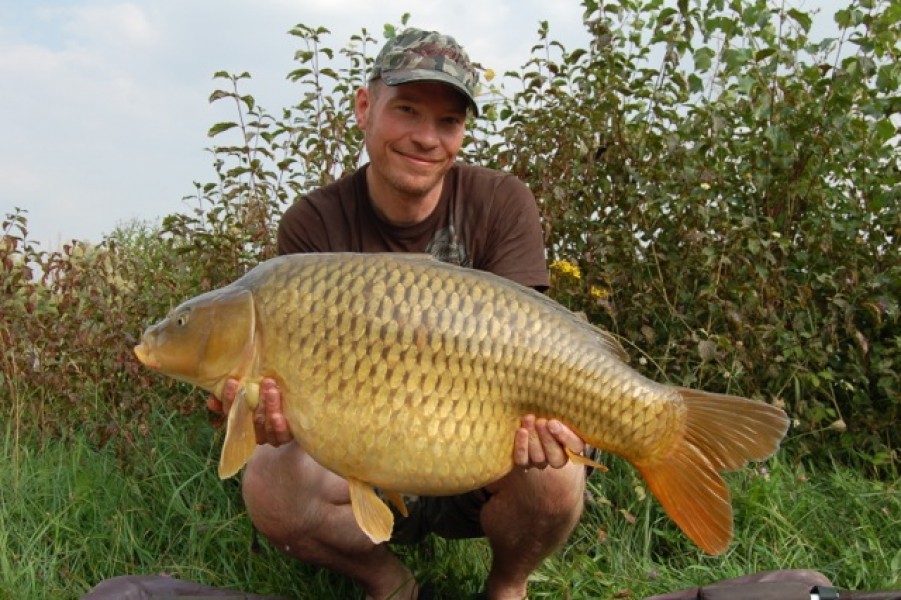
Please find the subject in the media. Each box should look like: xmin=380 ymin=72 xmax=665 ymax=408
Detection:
xmin=176 ymin=311 xmax=190 ymax=327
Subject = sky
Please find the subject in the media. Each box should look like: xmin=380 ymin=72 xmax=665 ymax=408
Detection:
xmin=2 ymin=0 xmax=846 ymax=248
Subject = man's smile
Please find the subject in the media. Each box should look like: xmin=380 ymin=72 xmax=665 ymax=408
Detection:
xmin=394 ymin=148 xmax=442 ymax=167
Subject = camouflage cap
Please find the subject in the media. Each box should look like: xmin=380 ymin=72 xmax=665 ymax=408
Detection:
xmin=370 ymin=28 xmax=480 ymax=116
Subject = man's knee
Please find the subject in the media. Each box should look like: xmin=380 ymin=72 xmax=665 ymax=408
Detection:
xmin=241 ymin=443 xmax=358 ymax=547
xmin=241 ymin=444 xmax=320 ymax=544
xmin=488 ymin=462 xmax=586 ymax=521
xmin=534 ymin=463 xmax=586 ymax=518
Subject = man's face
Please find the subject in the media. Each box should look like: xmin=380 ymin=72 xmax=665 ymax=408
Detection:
xmin=356 ymin=80 xmax=468 ymax=205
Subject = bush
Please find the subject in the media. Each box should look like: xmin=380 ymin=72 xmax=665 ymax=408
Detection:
xmin=1 ymin=212 xmax=206 ymax=452
xmin=469 ymin=0 xmax=899 ymax=471
xmin=3 ymin=2 xmax=898 ymax=474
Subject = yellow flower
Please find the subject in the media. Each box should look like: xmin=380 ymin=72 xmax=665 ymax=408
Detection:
xmin=589 ymin=285 xmax=610 ymax=300
xmin=550 ymin=259 xmax=582 ymax=280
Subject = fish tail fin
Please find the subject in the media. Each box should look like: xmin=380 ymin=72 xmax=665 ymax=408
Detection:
xmin=635 ymin=388 xmax=789 ymax=555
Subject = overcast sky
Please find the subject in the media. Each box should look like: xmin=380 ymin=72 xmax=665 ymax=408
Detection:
xmin=2 ymin=1 xmax=845 ymax=248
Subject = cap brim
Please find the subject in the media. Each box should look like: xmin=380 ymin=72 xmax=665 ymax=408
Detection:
xmin=381 ymin=69 xmax=479 ymax=116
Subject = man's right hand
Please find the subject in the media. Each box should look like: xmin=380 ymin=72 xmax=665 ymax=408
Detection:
xmin=206 ymin=378 xmax=293 ymax=447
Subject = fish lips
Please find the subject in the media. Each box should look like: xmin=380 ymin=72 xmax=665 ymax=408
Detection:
xmin=133 ymin=342 xmax=160 ymax=370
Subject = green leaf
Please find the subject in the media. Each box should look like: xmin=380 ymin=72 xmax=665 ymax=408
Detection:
xmin=876 ymin=64 xmax=899 ymax=92
xmin=286 ymin=68 xmax=312 ymax=82
xmin=694 ymin=47 xmax=715 ymax=71
xmin=835 ymin=8 xmax=851 ymax=28
xmin=873 ymin=118 xmax=897 ymax=146
xmin=207 ymin=122 xmax=239 ymax=138
xmin=658 ymin=7 xmax=678 ymax=23
xmin=722 ymin=48 xmax=752 ymax=71
xmin=688 ymin=73 xmax=704 ymax=93
xmin=208 ymin=90 xmax=232 ymax=103
xmin=787 ymin=8 xmax=812 ymax=33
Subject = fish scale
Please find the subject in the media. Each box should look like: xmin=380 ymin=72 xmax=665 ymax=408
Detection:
xmin=134 ymin=252 xmax=789 ymax=553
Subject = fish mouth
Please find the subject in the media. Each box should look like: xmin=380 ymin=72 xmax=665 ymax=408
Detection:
xmin=133 ymin=343 xmax=159 ymax=369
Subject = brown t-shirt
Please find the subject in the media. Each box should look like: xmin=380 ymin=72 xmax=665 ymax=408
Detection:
xmin=277 ymin=163 xmax=550 ymax=289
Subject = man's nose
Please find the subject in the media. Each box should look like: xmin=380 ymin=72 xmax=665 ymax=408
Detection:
xmin=409 ymin=119 xmax=440 ymax=149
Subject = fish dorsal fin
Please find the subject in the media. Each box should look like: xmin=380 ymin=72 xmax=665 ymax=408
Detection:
xmin=393 ymin=252 xmax=436 ymax=260
xmin=384 ymin=251 xmax=630 ymax=362
xmin=586 ymin=323 xmax=630 ymax=363
xmin=218 ymin=385 xmax=258 ymax=478
xmin=347 ymin=478 xmax=394 ymax=544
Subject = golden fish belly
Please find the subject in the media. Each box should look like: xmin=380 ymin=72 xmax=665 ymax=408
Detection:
xmin=248 ymin=253 xmax=684 ymax=495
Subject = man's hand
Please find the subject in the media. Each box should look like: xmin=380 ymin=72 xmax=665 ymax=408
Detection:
xmin=206 ymin=378 xmax=293 ymax=447
xmin=513 ymin=415 xmax=585 ymax=469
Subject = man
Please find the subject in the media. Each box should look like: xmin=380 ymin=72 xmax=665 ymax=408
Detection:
xmin=212 ymin=28 xmax=589 ymax=600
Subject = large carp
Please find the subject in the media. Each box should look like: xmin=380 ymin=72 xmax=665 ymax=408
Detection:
xmin=134 ymin=253 xmax=788 ymax=554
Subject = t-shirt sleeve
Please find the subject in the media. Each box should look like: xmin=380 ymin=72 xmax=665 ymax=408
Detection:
xmin=276 ymin=196 xmax=329 ymax=255
xmin=478 ymin=175 xmax=550 ymax=291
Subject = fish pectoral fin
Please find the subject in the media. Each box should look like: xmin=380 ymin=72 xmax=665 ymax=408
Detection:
xmin=347 ymin=478 xmax=394 ymax=544
xmin=218 ymin=386 xmax=257 ymax=479
xmin=384 ymin=491 xmax=409 ymax=518
xmin=565 ymin=447 xmax=608 ymax=472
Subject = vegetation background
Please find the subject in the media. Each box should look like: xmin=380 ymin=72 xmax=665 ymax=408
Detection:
xmin=2 ymin=0 xmax=898 ymax=598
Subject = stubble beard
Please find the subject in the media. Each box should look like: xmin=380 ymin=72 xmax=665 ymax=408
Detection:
xmin=375 ymin=157 xmax=448 ymax=201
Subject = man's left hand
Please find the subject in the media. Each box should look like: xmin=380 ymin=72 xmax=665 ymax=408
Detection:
xmin=513 ymin=415 xmax=585 ymax=469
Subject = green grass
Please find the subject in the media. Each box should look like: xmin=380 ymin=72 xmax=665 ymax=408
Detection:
xmin=1 ymin=407 xmax=899 ymax=599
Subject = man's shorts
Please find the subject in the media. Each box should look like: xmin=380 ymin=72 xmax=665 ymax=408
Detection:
xmin=385 ymin=446 xmax=606 ymax=544
xmin=388 ymin=488 xmax=493 ymax=544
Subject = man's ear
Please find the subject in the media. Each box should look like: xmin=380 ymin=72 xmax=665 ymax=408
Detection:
xmin=355 ymin=87 xmax=371 ymax=129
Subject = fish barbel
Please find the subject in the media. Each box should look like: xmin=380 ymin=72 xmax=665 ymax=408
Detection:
xmin=134 ymin=253 xmax=789 ymax=553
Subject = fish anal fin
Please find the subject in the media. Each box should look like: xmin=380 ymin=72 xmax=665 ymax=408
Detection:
xmin=636 ymin=388 xmax=789 ymax=555
xmin=565 ymin=447 xmax=608 ymax=472
xmin=218 ymin=386 xmax=257 ymax=479
xmin=347 ymin=478 xmax=394 ymax=544
xmin=384 ymin=491 xmax=409 ymax=517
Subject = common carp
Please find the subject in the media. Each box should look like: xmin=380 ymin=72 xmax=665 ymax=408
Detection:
xmin=134 ymin=252 xmax=789 ymax=554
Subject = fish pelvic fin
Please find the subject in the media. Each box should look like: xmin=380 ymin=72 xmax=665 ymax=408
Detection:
xmin=347 ymin=478 xmax=394 ymax=544
xmin=218 ymin=385 xmax=259 ymax=479
xmin=636 ymin=388 xmax=789 ymax=555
